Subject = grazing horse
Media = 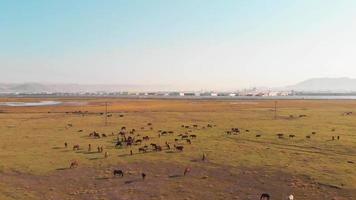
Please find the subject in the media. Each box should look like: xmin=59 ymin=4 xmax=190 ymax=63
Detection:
xmin=181 ymin=135 xmax=188 ymax=139
xmin=115 ymin=141 xmax=123 ymax=148
xmin=94 ymin=132 xmax=100 ymax=138
xmin=113 ymin=169 xmax=124 ymax=177
xmin=186 ymin=139 xmax=191 ymax=144
xmin=202 ymin=153 xmax=206 ymax=161
xmin=147 ymin=123 xmax=152 ymax=126
xmin=64 ymin=142 xmax=68 ymax=148
xmin=189 ymin=134 xmax=197 ymax=139
xmin=73 ymin=145 xmax=80 ymax=151
xmin=255 ymin=134 xmax=261 ymax=137
xmin=135 ymin=139 xmax=142 ymax=144
xmin=102 ymin=134 xmax=107 ymax=137
xmin=141 ymin=173 xmax=146 ymax=180
xmin=306 ymin=135 xmax=311 ymax=139
xmin=260 ymin=193 xmax=270 ymax=200
xmin=70 ymin=161 xmax=78 ymax=168
xmin=289 ymin=134 xmax=295 ymax=138
xmin=143 ymin=136 xmax=149 ymax=141
xmin=165 ymin=142 xmax=171 ymax=150
xmin=174 ymin=145 xmax=184 ymax=151
xmin=155 ymin=145 xmax=162 ymax=151
xmin=139 ymin=147 xmax=147 ymax=153
xmin=90 ymin=132 xmax=100 ymax=138
xmin=184 ymin=167 xmax=191 ymax=176
xmin=126 ymin=141 xmax=133 ymax=147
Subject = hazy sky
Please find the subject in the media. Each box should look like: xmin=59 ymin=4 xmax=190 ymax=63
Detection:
xmin=1 ymin=0 xmax=356 ymax=90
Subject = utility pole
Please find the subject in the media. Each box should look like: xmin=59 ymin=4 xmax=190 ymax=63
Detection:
xmin=105 ymin=102 xmax=108 ymax=126
xmin=274 ymin=101 xmax=277 ymax=120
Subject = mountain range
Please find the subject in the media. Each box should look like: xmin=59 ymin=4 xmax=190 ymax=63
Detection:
xmin=0 ymin=83 xmax=172 ymax=93
xmin=286 ymin=77 xmax=356 ymax=92
xmin=1 ymin=77 xmax=356 ymax=93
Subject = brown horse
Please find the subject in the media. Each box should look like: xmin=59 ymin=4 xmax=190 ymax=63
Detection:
xmin=72 ymin=144 xmax=80 ymax=151
xmin=174 ymin=145 xmax=184 ymax=151
xmin=70 ymin=161 xmax=78 ymax=168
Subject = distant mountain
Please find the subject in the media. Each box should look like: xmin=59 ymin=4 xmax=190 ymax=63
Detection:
xmin=0 ymin=83 xmax=172 ymax=93
xmin=287 ymin=77 xmax=356 ymax=92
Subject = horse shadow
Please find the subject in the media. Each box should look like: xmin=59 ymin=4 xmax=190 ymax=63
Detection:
xmin=88 ymin=157 xmax=104 ymax=160
xmin=124 ymin=178 xmax=142 ymax=184
xmin=56 ymin=167 xmax=68 ymax=171
xmin=96 ymin=177 xmax=110 ymax=180
xmin=165 ymin=150 xmax=177 ymax=154
xmin=83 ymin=151 xmax=100 ymax=154
xmin=169 ymin=174 xmax=183 ymax=178
xmin=118 ymin=154 xmax=132 ymax=157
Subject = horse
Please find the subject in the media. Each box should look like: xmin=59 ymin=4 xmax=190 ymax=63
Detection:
xmin=69 ymin=161 xmax=78 ymax=168
xmin=184 ymin=167 xmax=191 ymax=176
xmin=189 ymin=134 xmax=197 ymax=139
xmin=113 ymin=169 xmax=124 ymax=177
xmin=72 ymin=144 xmax=80 ymax=151
xmin=260 ymin=193 xmax=270 ymax=200
xmin=174 ymin=145 xmax=184 ymax=151
xmin=139 ymin=147 xmax=147 ymax=153
xmin=115 ymin=141 xmax=123 ymax=148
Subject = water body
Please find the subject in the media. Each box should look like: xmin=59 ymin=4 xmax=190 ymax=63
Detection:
xmin=119 ymin=95 xmax=356 ymax=100
xmin=0 ymin=101 xmax=62 ymax=107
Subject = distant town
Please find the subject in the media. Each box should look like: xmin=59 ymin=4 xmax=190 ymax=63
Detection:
xmin=3 ymin=89 xmax=356 ymax=98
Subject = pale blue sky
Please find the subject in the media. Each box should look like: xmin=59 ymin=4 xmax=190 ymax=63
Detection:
xmin=1 ymin=0 xmax=356 ymax=90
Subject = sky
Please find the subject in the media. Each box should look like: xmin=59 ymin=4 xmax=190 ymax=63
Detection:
xmin=1 ymin=0 xmax=356 ymax=90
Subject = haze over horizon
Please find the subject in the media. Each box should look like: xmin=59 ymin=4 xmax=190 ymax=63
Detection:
xmin=1 ymin=0 xmax=356 ymax=90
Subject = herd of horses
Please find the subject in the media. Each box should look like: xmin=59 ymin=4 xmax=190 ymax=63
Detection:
xmin=64 ymin=118 xmax=216 ymax=177
xmin=61 ymin=110 xmax=347 ymax=195
xmin=225 ymin=126 xmax=342 ymax=141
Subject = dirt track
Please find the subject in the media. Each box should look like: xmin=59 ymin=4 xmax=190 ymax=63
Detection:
xmin=1 ymin=161 xmax=354 ymax=200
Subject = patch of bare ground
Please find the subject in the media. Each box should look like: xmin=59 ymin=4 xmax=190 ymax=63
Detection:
xmin=0 ymin=161 xmax=354 ymax=200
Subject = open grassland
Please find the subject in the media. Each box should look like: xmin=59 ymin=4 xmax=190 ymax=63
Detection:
xmin=0 ymin=98 xmax=355 ymax=200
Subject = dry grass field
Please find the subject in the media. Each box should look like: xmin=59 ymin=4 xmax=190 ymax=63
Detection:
xmin=0 ymin=98 xmax=355 ymax=200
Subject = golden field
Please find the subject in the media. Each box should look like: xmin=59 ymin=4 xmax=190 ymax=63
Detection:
xmin=0 ymin=98 xmax=355 ymax=200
